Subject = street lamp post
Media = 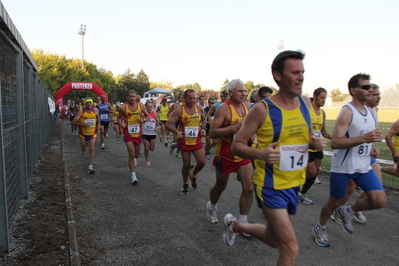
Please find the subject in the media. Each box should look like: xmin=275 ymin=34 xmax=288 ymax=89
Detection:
xmin=78 ymin=24 xmax=86 ymax=69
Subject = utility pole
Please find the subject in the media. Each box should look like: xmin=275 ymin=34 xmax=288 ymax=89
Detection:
xmin=277 ymin=40 xmax=284 ymax=53
xmin=78 ymin=24 xmax=86 ymax=69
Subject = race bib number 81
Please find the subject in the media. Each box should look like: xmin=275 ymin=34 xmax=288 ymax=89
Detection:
xmin=279 ymin=144 xmax=309 ymax=171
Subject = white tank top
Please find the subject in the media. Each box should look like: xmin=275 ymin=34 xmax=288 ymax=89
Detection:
xmin=330 ymin=103 xmax=377 ymax=174
xmin=142 ymin=111 xmax=157 ymax=136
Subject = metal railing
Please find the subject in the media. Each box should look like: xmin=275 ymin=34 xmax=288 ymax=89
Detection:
xmin=0 ymin=2 xmax=54 ymax=253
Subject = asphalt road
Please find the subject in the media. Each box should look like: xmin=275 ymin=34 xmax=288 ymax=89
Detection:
xmin=62 ymin=122 xmax=399 ymax=265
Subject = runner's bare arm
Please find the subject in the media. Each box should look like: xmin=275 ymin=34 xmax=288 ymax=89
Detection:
xmin=232 ymin=103 xmax=280 ymax=163
xmin=331 ymin=106 xmax=382 ymax=149
xmin=209 ymin=103 xmax=240 ymax=138
xmin=165 ymin=106 xmax=183 ymax=138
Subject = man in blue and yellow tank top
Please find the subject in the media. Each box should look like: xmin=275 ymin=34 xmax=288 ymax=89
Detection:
xmin=206 ymin=79 xmax=253 ymax=228
xmin=382 ymin=119 xmax=399 ymax=176
xmin=72 ymin=98 xmax=101 ymax=174
xmin=118 ymin=90 xmax=150 ymax=186
xmin=98 ymin=95 xmax=113 ymax=149
xmin=166 ymin=89 xmax=206 ymax=195
xmin=221 ymin=51 xmax=326 ymax=266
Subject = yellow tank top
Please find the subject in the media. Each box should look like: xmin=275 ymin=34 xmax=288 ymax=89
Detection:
xmin=125 ymin=103 xmax=142 ymax=137
xmin=159 ymin=104 xmax=169 ymax=121
xmin=253 ymin=97 xmax=311 ymax=190
xmin=179 ymin=104 xmax=201 ymax=146
xmin=394 ymin=133 xmax=399 ymax=152
xmin=79 ymin=108 xmax=97 ymax=137
xmin=215 ymin=100 xmax=248 ymax=162
xmin=309 ymin=106 xmax=324 ymax=152
xmin=112 ymin=110 xmax=119 ymax=123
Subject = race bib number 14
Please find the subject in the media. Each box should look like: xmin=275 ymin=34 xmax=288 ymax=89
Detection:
xmin=279 ymin=144 xmax=309 ymax=171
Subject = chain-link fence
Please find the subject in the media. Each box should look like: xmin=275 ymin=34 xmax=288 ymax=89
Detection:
xmin=0 ymin=3 xmax=54 ymax=253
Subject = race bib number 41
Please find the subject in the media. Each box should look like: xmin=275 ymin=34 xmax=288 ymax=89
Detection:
xmin=279 ymin=144 xmax=309 ymax=171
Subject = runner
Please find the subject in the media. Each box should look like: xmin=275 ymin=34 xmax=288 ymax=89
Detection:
xmin=298 ymin=87 xmax=331 ymax=205
xmin=112 ymin=101 xmax=122 ymax=144
xmin=207 ymin=79 xmax=253 ymax=233
xmin=156 ymin=97 xmax=170 ymax=145
xmin=168 ymin=93 xmax=184 ymax=158
xmin=98 ymin=95 xmax=113 ymax=149
xmin=222 ymin=51 xmax=325 ymax=266
xmin=118 ymin=90 xmax=149 ymax=185
xmin=165 ymin=89 xmax=206 ymax=195
xmin=381 ymin=119 xmax=399 ymax=177
xmin=71 ymin=98 xmax=101 ymax=174
xmin=313 ymin=73 xmax=387 ymax=247
xmin=142 ymin=101 xmax=159 ymax=167
xmin=69 ymin=100 xmax=79 ymax=135
xmin=204 ymin=97 xmax=217 ymax=160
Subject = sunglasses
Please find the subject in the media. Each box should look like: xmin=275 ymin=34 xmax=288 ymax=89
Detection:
xmin=359 ymin=85 xmax=372 ymax=90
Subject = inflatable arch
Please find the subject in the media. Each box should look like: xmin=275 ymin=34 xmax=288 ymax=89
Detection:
xmin=54 ymin=82 xmax=108 ymax=119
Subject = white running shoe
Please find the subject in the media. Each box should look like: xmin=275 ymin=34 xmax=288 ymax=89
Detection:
xmin=223 ymin=213 xmax=238 ymax=246
xmin=87 ymin=165 xmax=95 ymax=174
xmin=315 ymin=176 xmax=321 ymax=184
xmin=131 ymin=174 xmax=138 ymax=185
xmin=106 ymin=133 xmax=109 ymax=138
xmin=313 ymin=225 xmax=330 ymax=247
xmin=101 ymin=143 xmax=105 ymax=149
xmin=206 ymin=201 xmax=218 ymax=223
xmin=354 ymin=211 xmax=367 ymax=224
xmin=330 ymin=209 xmax=342 ymax=225
xmin=337 ymin=206 xmax=354 ymax=234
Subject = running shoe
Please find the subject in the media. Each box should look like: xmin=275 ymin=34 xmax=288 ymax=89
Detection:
xmin=206 ymin=201 xmax=218 ymax=223
xmin=81 ymin=151 xmax=86 ymax=157
xmin=101 ymin=143 xmax=105 ymax=149
xmin=189 ymin=172 xmax=197 ymax=189
xmin=354 ymin=211 xmax=367 ymax=224
xmin=315 ymin=176 xmax=321 ymax=184
xmin=175 ymin=153 xmax=182 ymax=159
xmin=146 ymin=161 xmax=151 ymax=168
xmin=312 ymin=225 xmax=330 ymax=247
xmin=164 ymin=142 xmax=168 ymax=147
xmin=87 ymin=165 xmax=95 ymax=174
xmin=206 ymin=154 xmax=210 ymax=160
xmin=118 ymin=140 xmax=122 ymax=144
xmin=106 ymin=133 xmax=109 ymax=138
xmin=336 ymin=206 xmax=354 ymax=234
xmin=131 ymin=174 xmax=138 ymax=185
xmin=181 ymin=183 xmax=189 ymax=195
xmin=169 ymin=146 xmax=174 ymax=155
xmin=223 ymin=213 xmax=238 ymax=246
xmin=299 ymin=194 xmax=314 ymax=205
xmin=160 ymin=138 xmax=162 ymax=142
xmin=356 ymin=186 xmax=364 ymax=195
xmin=330 ymin=209 xmax=342 ymax=225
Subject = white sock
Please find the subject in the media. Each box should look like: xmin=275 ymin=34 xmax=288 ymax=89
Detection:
xmin=238 ymin=214 xmax=248 ymax=222
xmin=131 ymin=172 xmax=136 ymax=176
xmin=209 ymin=202 xmax=217 ymax=211
xmin=317 ymin=223 xmax=326 ymax=230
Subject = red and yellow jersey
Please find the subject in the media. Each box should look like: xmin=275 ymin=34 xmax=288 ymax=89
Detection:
xmin=124 ymin=103 xmax=142 ymax=137
xmin=178 ymin=104 xmax=202 ymax=146
xmin=78 ymin=108 xmax=97 ymax=137
xmin=215 ymin=100 xmax=248 ymax=162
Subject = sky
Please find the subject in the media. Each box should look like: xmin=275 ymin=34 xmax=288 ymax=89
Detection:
xmin=2 ymin=0 xmax=399 ymax=95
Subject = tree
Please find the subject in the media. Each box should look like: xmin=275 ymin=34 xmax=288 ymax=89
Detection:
xmin=220 ymin=79 xmax=229 ymax=91
xmin=150 ymin=81 xmax=174 ymax=90
xmin=133 ymin=69 xmax=150 ymax=96
xmin=330 ymin=88 xmax=342 ymax=102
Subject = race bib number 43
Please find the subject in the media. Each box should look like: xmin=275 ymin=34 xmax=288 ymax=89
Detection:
xmin=279 ymin=144 xmax=309 ymax=171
